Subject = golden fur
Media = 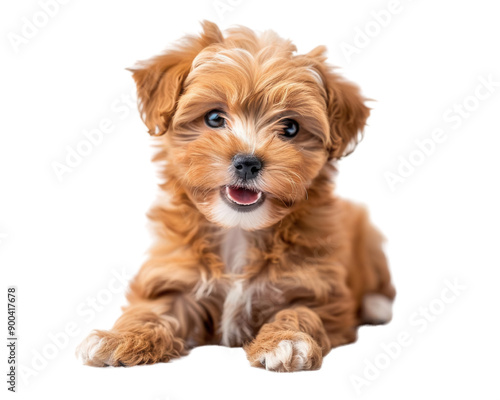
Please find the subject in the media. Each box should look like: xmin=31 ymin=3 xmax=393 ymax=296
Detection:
xmin=76 ymin=21 xmax=395 ymax=372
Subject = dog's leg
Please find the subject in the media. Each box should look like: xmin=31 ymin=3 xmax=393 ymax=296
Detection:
xmin=77 ymin=252 xmax=222 ymax=367
xmin=76 ymin=298 xmax=185 ymax=367
xmin=244 ymin=306 xmax=335 ymax=372
xmin=338 ymin=199 xmax=396 ymax=325
xmin=76 ymin=292 xmax=221 ymax=367
xmin=355 ymin=209 xmax=396 ymax=325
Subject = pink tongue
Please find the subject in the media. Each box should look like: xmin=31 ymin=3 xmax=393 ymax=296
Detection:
xmin=227 ymin=186 xmax=260 ymax=205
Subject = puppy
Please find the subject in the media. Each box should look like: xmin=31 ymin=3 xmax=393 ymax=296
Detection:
xmin=77 ymin=21 xmax=395 ymax=372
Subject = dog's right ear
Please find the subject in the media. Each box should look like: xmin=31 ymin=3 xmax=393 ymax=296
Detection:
xmin=304 ymin=46 xmax=370 ymax=160
xmin=129 ymin=21 xmax=223 ymax=136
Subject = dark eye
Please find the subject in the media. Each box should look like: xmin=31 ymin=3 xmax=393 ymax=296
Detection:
xmin=282 ymin=119 xmax=299 ymax=138
xmin=204 ymin=110 xmax=226 ymax=128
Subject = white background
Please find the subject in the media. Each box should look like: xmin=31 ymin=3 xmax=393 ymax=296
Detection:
xmin=1 ymin=0 xmax=499 ymax=399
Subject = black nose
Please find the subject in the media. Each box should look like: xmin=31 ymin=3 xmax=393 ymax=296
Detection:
xmin=232 ymin=154 xmax=262 ymax=180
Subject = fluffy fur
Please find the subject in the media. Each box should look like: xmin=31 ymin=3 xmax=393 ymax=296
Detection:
xmin=76 ymin=21 xmax=395 ymax=372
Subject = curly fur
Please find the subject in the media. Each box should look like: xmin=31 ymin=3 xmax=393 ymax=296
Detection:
xmin=76 ymin=21 xmax=395 ymax=372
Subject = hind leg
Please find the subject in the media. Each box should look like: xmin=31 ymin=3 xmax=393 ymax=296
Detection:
xmin=339 ymin=199 xmax=396 ymax=325
xmin=358 ymin=214 xmax=395 ymax=325
xmin=361 ymin=293 xmax=394 ymax=325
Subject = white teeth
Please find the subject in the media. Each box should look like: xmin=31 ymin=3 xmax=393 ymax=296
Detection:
xmin=225 ymin=187 xmax=262 ymax=205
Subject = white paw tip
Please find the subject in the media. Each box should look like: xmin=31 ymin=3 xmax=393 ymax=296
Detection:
xmin=76 ymin=333 xmax=104 ymax=364
xmin=260 ymin=339 xmax=310 ymax=371
xmin=291 ymin=339 xmax=310 ymax=369
xmin=362 ymin=293 xmax=393 ymax=324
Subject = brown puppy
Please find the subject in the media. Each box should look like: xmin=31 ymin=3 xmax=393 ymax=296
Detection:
xmin=76 ymin=21 xmax=395 ymax=372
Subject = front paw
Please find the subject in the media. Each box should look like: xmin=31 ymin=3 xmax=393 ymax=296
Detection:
xmin=245 ymin=330 xmax=323 ymax=372
xmin=76 ymin=329 xmax=184 ymax=367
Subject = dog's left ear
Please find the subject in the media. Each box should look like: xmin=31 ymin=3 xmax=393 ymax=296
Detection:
xmin=306 ymin=46 xmax=371 ymax=159
xmin=129 ymin=21 xmax=223 ymax=136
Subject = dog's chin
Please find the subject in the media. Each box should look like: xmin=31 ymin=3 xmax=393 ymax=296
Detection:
xmin=194 ymin=185 xmax=271 ymax=231
xmin=193 ymin=185 xmax=300 ymax=231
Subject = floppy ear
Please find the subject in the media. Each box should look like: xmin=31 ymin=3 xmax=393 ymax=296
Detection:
xmin=307 ymin=46 xmax=370 ymax=159
xmin=129 ymin=21 xmax=223 ymax=136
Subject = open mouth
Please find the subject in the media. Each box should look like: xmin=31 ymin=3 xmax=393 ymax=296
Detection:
xmin=221 ymin=186 xmax=265 ymax=212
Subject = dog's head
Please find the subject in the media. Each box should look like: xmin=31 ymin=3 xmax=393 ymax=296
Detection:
xmin=131 ymin=21 xmax=369 ymax=230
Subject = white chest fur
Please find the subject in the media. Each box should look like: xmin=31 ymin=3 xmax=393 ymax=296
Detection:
xmin=220 ymin=227 xmax=247 ymax=274
xmin=220 ymin=227 xmax=253 ymax=346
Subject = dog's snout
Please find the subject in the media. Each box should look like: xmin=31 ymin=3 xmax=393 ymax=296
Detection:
xmin=232 ymin=154 xmax=262 ymax=180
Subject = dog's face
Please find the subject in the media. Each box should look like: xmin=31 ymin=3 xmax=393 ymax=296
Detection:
xmin=131 ymin=22 xmax=369 ymax=231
